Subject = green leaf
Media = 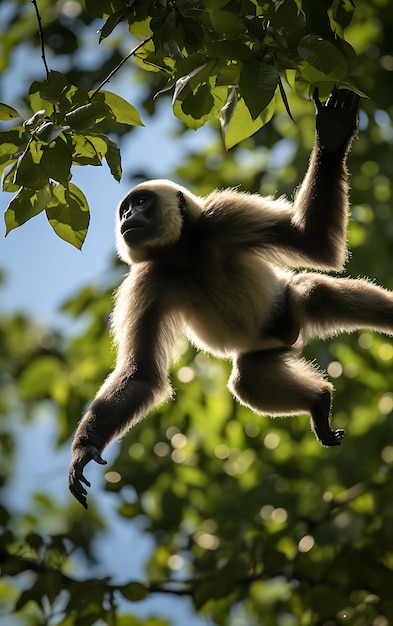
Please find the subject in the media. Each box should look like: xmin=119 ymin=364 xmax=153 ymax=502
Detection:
xmin=92 ymin=91 xmax=144 ymax=126
xmin=120 ymin=582 xmax=148 ymax=602
xmin=40 ymin=138 xmax=72 ymax=185
xmin=65 ymin=101 xmax=114 ymax=132
xmin=83 ymin=134 xmax=109 ymax=162
xmin=29 ymin=83 xmax=55 ymax=115
xmin=239 ymin=62 xmax=279 ymax=120
xmin=298 ymin=35 xmax=347 ymax=79
xmin=14 ymin=148 xmax=48 ymax=189
xmin=182 ymin=83 xmax=214 ymax=118
xmin=4 ymin=185 xmax=52 ymax=234
xmin=23 ymin=110 xmax=48 ymax=134
xmin=205 ymin=40 xmax=253 ymax=61
xmin=99 ymin=8 xmax=130 ymax=42
xmin=70 ymin=133 xmax=106 ymax=166
xmin=173 ymin=63 xmax=210 ymax=101
xmin=173 ymin=63 xmax=226 ymax=129
xmin=2 ymin=162 xmax=19 ymax=191
xmin=331 ymin=0 xmax=355 ymax=30
xmin=46 ymin=182 xmax=90 ymax=249
xmin=34 ymin=121 xmax=64 ymax=144
xmin=0 ymin=103 xmax=21 ymax=120
xmin=222 ymin=93 xmax=275 ymax=149
xmin=104 ymin=137 xmax=122 ymax=182
xmin=0 ymin=127 xmax=27 ymax=174
xmin=0 ymin=128 xmax=27 ymax=157
xmin=38 ymin=70 xmax=71 ymax=107
xmin=85 ymin=0 xmax=108 ymax=18
xmin=173 ymin=83 xmax=228 ymax=130
xmin=208 ymin=9 xmax=244 ymax=35
xmin=19 ymin=355 xmax=63 ymax=398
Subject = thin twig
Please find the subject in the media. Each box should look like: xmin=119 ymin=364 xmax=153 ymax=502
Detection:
xmin=89 ymin=36 xmax=153 ymax=100
xmin=31 ymin=0 xmax=50 ymax=80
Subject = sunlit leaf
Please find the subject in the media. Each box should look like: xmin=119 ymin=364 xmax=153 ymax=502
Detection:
xmin=4 ymin=185 xmax=52 ymax=233
xmin=0 ymin=103 xmax=21 ymax=120
xmin=65 ymin=101 xmax=114 ymax=132
xmin=104 ymin=137 xmax=122 ymax=181
xmin=46 ymin=182 xmax=90 ymax=249
xmin=239 ymin=62 xmax=279 ymax=120
xmin=0 ymin=127 xmax=27 ymax=174
xmin=70 ymin=133 xmax=107 ymax=165
xmin=298 ymin=35 xmax=347 ymax=78
xmin=92 ymin=91 xmax=144 ymax=126
xmin=19 ymin=355 xmax=63 ymax=398
xmin=222 ymin=94 xmax=275 ymax=149
xmin=14 ymin=148 xmax=48 ymax=189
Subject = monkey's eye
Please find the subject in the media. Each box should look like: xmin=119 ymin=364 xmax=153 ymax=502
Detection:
xmin=136 ymin=196 xmax=147 ymax=206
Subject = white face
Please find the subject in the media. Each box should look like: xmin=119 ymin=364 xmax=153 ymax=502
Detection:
xmin=115 ymin=180 xmax=186 ymax=264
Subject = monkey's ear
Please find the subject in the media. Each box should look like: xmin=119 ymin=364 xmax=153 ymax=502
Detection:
xmin=178 ymin=191 xmax=188 ymax=217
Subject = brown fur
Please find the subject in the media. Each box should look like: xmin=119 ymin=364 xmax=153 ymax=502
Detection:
xmin=69 ymin=88 xmax=391 ymax=509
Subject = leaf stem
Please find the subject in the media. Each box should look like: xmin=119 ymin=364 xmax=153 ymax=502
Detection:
xmin=31 ymin=0 xmax=50 ymax=80
xmin=89 ymin=37 xmax=153 ymax=100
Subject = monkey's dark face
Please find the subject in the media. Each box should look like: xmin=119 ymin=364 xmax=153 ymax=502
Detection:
xmin=119 ymin=189 xmax=159 ymax=247
xmin=116 ymin=182 xmax=190 ymax=263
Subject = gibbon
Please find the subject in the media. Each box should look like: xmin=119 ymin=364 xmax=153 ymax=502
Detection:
xmin=69 ymin=88 xmax=389 ymax=509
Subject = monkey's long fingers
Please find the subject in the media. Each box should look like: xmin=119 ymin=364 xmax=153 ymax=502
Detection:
xmin=77 ymin=471 xmax=91 ymax=487
xmin=327 ymin=88 xmax=360 ymax=113
xmin=69 ymin=475 xmax=89 ymax=509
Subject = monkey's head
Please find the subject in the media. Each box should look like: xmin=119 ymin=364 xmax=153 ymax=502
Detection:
xmin=116 ymin=179 xmax=200 ymax=263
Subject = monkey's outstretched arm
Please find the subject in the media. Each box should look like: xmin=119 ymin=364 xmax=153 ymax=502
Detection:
xmin=69 ymin=295 xmax=173 ymax=508
xmin=69 ymin=369 xmax=170 ymax=508
xmin=263 ymin=88 xmax=360 ymax=269
xmin=205 ymin=89 xmax=360 ymax=271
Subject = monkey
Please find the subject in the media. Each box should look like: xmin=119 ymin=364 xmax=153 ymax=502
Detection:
xmin=69 ymin=87 xmax=392 ymax=509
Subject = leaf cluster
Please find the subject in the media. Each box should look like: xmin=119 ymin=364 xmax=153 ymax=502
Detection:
xmin=1 ymin=71 xmax=142 ymax=248
xmin=92 ymin=0 xmax=357 ymax=148
xmin=0 ymin=0 xmax=358 ymax=245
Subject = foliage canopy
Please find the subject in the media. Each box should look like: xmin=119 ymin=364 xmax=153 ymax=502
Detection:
xmin=1 ymin=0 xmax=359 ymax=247
xmin=2 ymin=0 xmax=393 ymax=625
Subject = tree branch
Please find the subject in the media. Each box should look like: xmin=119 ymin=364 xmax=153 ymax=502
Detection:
xmin=89 ymin=37 xmax=153 ymax=100
xmin=31 ymin=0 xmax=50 ymax=80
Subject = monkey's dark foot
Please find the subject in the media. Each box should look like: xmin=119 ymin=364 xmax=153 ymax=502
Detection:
xmin=311 ymin=417 xmax=345 ymax=447
xmin=68 ymin=446 xmax=107 ymax=509
xmin=319 ymin=428 xmax=345 ymax=447
xmin=310 ymin=389 xmax=345 ymax=447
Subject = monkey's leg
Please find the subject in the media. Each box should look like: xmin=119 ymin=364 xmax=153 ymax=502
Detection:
xmin=291 ymin=273 xmax=393 ymax=339
xmin=228 ymin=350 xmax=343 ymax=446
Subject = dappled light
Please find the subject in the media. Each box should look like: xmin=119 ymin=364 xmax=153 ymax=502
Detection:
xmin=2 ymin=0 xmax=393 ymax=624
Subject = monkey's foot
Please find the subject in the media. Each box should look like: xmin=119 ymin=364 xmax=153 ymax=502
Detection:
xmin=319 ymin=428 xmax=345 ymax=447
xmin=311 ymin=411 xmax=345 ymax=447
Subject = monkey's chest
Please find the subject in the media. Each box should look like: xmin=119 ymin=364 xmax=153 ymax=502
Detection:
xmin=169 ymin=255 xmax=284 ymax=356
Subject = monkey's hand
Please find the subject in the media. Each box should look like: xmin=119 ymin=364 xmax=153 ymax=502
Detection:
xmin=68 ymin=445 xmax=107 ymax=509
xmin=314 ymin=87 xmax=360 ymax=153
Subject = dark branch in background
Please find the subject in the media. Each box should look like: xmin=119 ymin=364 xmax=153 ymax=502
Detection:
xmin=89 ymin=37 xmax=153 ymax=100
xmin=31 ymin=0 xmax=50 ymax=80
